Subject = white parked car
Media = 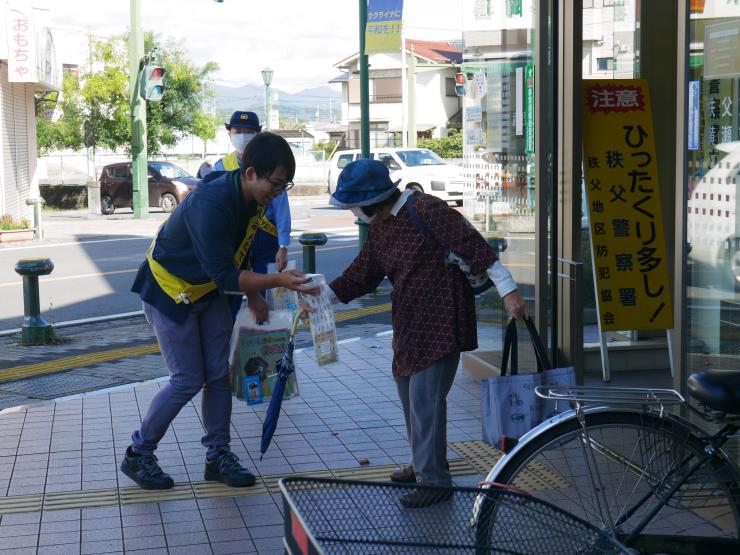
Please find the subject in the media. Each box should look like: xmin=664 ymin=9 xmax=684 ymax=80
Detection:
xmin=327 ymin=148 xmax=466 ymax=206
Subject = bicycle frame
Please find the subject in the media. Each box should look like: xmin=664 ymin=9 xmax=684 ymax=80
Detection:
xmin=470 ymin=404 xmax=739 ymax=533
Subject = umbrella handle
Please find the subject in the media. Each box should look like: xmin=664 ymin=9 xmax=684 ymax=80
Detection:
xmin=289 ymin=310 xmax=302 ymax=339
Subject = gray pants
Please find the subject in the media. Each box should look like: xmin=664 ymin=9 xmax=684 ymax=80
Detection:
xmin=132 ymin=297 xmax=233 ymax=460
xmin=394 ymin=351 xmax=460 ymax=487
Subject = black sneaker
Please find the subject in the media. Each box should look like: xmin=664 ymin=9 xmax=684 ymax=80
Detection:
xmin=120 ymin=446 xmax=174 ymax=490
xmin=204 ymin=451 xmax=256 ymax=487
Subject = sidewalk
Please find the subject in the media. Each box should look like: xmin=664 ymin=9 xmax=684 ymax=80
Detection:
xmin=0 ymin=325 xmax=503 ymax=555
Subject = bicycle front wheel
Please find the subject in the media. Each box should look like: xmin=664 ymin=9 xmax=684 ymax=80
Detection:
xmin=485 ymin=411 xmax=740 ymax=545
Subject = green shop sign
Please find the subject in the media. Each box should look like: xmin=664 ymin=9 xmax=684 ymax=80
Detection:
xmin=525 ymin=64 xmax=535 ymax=155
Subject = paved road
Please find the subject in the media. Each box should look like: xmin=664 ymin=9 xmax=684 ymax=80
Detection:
xmin=0 ymin=197 xmax=361 ymax=330
xmin=0 ymin=197 xmax=536 ymax=330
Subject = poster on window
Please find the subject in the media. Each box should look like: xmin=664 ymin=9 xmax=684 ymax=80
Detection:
xmin=582 ymin=79 xmax=674 ymax=332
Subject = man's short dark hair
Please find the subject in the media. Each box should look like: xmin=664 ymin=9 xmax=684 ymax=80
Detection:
xmin=242 ymin=132 xmax=296 ymax=181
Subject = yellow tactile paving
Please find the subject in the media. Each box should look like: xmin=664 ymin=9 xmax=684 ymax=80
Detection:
xmin=0 ymin=442 xmax=485 ymax=515
xmin=0 ymin=303 xmax=392 ymax=384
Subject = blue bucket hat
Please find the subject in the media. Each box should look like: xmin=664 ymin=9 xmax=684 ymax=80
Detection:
xmin=330 ymin=158 xmax=401 ymax=208
xmin=225 ymin=111 xmax=261 ymax=131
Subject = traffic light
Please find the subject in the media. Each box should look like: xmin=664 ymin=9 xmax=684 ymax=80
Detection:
xmin=140 ymin=65 xmax=166 ymax=102
xmin=455 ymin=72 xmax=466 ymax=97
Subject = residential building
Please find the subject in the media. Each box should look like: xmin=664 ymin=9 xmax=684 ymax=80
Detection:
xmin=332 ymin=39 xmax=462 ymax=149
xmin=0 ymin=0 xmax=60 ymax=221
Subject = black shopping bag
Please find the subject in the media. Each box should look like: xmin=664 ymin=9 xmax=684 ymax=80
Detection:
xmin=481 ymin=318 xmax=575 ymax=452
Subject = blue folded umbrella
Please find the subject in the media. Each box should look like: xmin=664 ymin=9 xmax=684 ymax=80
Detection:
xmin=260 ymin=311 xmax=302 ymax=460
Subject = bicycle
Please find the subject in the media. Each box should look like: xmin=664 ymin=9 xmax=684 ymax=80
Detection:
xmin=472 ymin=371 xmax=740 ymax=554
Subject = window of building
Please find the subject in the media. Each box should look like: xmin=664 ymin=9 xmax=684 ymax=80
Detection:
xmin=446 ymin=77 xmax=457 ymax=97
xmin=372 ymin=78 xmax=401 ymax=103
xmin=596 ymin=57 xmax=615 ymax=71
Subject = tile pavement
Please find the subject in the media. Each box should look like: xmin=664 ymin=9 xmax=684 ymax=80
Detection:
xmin=0 ymin=327 xmax=503 ymax=554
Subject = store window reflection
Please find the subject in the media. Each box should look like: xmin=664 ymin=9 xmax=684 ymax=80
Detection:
xmin=460 ymin=0 xmax=538 ymax=321
xmin=687 ymin=5 xmax=740 ymax=373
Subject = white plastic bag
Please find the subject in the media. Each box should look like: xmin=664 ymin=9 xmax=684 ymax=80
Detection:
xmin=266 ymin=261 xmax=299 ymax=314
xmin=301 ymin=274 xmax=339 ymax=365
xmin=228 ymin=301 xmax=298 ymax=404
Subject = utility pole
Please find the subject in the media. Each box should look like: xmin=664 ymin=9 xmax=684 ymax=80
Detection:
xmin=129 ymin=0 xmax=148 ymax=219
xmin=359 ymin=0 xmax=370 ymax=158
xmin=407 ymin=43 xmax=417 ymax=148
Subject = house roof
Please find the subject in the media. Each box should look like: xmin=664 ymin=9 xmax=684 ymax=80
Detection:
xmin=329 ymin=72 xmax=350 ymax=83
xmin=334 ymin=39 xmax=462 ymax=69
xmin=274 ymin=129 xmax=315 ymax=139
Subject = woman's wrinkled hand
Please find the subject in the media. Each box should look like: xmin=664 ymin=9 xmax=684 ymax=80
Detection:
xmin=503 ymin=290 xmax=528 ymax=320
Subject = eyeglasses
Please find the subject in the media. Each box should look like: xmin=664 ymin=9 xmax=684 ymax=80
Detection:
xmin=266 ymin=177 xmax=294 ymax=193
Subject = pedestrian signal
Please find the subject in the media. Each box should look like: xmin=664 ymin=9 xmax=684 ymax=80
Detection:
xmin=455 ymin=72 xmax=466 ymax=96
xmin=140 ymin=65 xmax=166 ymax=102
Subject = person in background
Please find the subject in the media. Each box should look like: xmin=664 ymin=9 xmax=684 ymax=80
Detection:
xmin=121 ymin=132 xmax=315 ymax=491
xmin=324 ymin=159 xmax=527 ymax=508
xmin=214 ymin=111 xmax=291 ymax=275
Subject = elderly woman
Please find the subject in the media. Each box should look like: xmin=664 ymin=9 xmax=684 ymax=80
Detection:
xmin=325 ymin=159 xmax=527 ymax=508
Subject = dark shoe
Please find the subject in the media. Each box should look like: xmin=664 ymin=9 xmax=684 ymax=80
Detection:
xmin=120 ymin=446 xmax=174 ymax=490
xmin=204 ymin=451 xmax=256 ymax=487
xmin=391 ymin=461 xmax=450 ymax=483
xmin=399 ymin=485 xmax=454 ymax=509
xmin=390 ymin=464 xmax=416 ymax=483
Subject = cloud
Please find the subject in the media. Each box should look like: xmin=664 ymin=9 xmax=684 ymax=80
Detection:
xmin=38 ymin=0 xmax=462 ymax=93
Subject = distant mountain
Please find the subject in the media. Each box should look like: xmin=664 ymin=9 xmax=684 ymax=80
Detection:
xmin=214 ymin=83 xmax=341 ymax=124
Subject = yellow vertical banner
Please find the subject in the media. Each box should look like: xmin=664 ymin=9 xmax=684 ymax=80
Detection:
xmin=582 ymin=79 xmax=674 ymax=332
xmin=365 ymin=0 xmax=404 ymax=54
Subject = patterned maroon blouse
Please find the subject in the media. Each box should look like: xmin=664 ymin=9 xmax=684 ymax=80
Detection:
xmin=330 ymin=193 xmax=497 ymax=376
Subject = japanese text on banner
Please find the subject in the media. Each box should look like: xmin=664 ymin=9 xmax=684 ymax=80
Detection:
xmin=6 ymin=7 xmax=36 ymax=83
xmin=365 ymin=0 xmax=404 ymax=54
xmin=582 ymin=79 xmax=674 ymax=332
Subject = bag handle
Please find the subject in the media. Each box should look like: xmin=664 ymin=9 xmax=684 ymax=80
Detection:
xmin=523 ymin=317 xmax=552 ymax=372
xmin=500 ymin=319 xmax=518 ymax=376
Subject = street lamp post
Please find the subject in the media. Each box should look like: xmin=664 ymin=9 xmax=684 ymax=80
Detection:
xmin=262 ymin=67 xmax=273 ymax=130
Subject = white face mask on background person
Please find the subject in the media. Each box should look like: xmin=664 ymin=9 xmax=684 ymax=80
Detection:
xmin=350 ymin=206 xmax=378 ymax=224
xmin=230 ymin=131 xmax=256 ymax=153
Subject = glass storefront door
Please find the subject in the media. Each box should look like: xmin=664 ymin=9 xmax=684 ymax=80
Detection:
xmin=460 ymin=0 xmax=554 ymax=357
xmin=687 ymin=4 xmax=740 ymax=374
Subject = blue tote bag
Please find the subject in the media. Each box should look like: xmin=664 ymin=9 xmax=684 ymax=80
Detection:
xmin=481 ymin=318 xmax=575 ymax=452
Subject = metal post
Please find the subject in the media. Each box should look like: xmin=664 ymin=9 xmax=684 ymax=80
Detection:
xmin=265 ymin=83 xmax=271 ymax=131
xmin=356 ymin=219 xmax=369 ymax=250
xmin=25 ymin=197 xmax=45 ymax=240
xmin=359 ymin=0 xmax=370 ymax=158
xmin=299 ymin=232 xmax=328 ymax=274
xmin=129 ymin=0 xmax=148 ymax=219
xmin=15 ymin=258 xmax=55 ymax=345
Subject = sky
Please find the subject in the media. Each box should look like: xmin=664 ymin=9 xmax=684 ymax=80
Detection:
xmin=36 ymin=0 xmax=464 ymax=93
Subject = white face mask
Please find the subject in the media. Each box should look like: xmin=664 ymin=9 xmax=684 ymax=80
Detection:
xmin=350 ymin=206 xmax=377 ymax=224
xmin=230 ymin=131 xmax=256 ymax=153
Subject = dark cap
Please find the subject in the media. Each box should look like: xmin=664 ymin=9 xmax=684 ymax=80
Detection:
xmin=225 ymin=111 xmax=261 ymax=131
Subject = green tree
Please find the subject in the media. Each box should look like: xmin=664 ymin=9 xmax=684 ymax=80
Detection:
xmin=311 ymin=140 xmax=337 ymax=159
xmin=35 ymin=34 xmax=218 ymax=155
xmin=36 ymin=73 xmax=83 ymax=155
xmin=417 ymin=130 xmax=463 ymax=158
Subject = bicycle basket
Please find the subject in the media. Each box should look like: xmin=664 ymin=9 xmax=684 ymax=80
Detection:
xmin=279 ymin=477 xmax=629 ymax=554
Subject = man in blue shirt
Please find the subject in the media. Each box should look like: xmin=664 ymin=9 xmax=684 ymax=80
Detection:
xmin=122 ymin=132 xmax=315 ymax=491
xmin=214 ymin=111 xmax=291 ymax=273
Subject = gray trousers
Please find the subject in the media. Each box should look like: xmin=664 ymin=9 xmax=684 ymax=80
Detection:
xmin=394 ymin=351 xmax=460 ymax=487
xmin=132 ymin=297 xmax=233 ymax=460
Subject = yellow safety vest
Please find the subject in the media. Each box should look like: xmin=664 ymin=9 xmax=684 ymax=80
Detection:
xmin=146 ymin=176 xmax=266 ymax=305
xmin=220 ymin=152 xmax=278 ymax=237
